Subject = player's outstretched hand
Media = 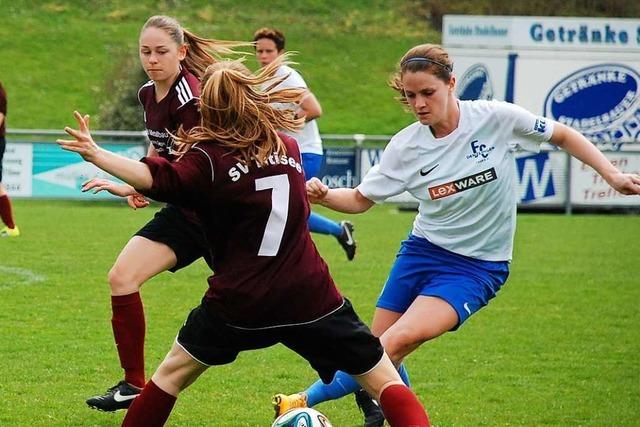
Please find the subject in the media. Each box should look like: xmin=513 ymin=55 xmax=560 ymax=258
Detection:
xmin=82 ymin=178 xmax=134 ymax=196
xmin=306 ymin=177 xmax=329 ymax=204
xmin=607 ymin=171 xmax=640 ymax=196
xmin=56 ymin=111 xmax=100 ymax=161
xmin=81 ymin=178 xmax=150 ymax=210
xmin=127 ymin=194 xmax=151 ymax=210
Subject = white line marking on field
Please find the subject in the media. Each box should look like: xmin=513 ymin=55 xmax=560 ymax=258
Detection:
xmin=0 ymin=266 xmax=46 ymax=289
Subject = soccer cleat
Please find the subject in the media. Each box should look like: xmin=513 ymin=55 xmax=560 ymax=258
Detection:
xmin=336 ymin=220 xmax=356 ymax=261
xmin=86 ymin=380 xmax=142 ymax=412
xmin=272 ymin=393 xmax=308 ymax=418
xmin=355 ymin=389 xmax=385 ymax=427
xmin=0 ymin=225 xmax=20 ymax=237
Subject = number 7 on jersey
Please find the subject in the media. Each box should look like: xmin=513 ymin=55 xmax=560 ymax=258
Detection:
xmin=255 ymin=174 xmax=290 ymax=256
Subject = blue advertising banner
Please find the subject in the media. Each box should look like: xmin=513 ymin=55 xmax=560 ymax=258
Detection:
xmin=29 ymin=142 xmax=145 ymax=198
xmin=318 ymin=147 xmax=358 ymax=188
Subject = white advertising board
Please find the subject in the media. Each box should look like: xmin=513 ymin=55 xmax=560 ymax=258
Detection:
xmin=571 ymin=152 xmax=640 ymax=206
xmin=448 ymin=48 xmax=640 ymax=145
xmin=444 ymin=15 xmax=640 ymax=51
xmin=3 ymin=142 xmax=32 ymax=196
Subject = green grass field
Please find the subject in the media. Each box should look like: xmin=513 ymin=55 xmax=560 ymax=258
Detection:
xmin=1 ymin=199 xmax=639 ymax=426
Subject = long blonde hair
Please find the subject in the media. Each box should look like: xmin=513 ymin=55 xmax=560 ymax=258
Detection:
xmin=142 ymin=15 xmax=250 ymax=79
xmin=174 ymin=54 xmax=305 ymax=165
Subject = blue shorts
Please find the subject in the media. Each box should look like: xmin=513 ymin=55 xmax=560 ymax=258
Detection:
xmin=301 ymin=152 xmax=323 ymax=179
xmin=377 ymin=234 xmax=510 ymax=330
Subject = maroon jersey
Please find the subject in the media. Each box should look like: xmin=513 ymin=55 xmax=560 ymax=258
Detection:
xmin=138 ymin=67 xmax=201 ymax=161
xmin=142 ymin=134 xmax=343 ymax=328
xmin=0 ymin=82 xmax=6 ymax=137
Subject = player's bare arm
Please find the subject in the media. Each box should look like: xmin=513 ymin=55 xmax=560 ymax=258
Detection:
xmin=306 ymin=177 xmax=374 ymax=213
xmin=298 ymin=91 xmax=322 ymax=122
xmin=550 ymin=123 xmax=640 ymax=195
xmin=81 ymin=179 xmax=150 ymax=209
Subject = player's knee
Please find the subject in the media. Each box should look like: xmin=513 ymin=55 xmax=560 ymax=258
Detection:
xmin=381 ymin=328 xmax=426 ymax=363
xmin=108 ymin=265 xmax=142 ymax=293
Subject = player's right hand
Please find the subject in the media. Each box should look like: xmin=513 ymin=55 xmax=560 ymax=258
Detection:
xmin=57 ymin=111 xmax=100 ymax=161
xmin=306 ymin=177 xmax=329 ymax=204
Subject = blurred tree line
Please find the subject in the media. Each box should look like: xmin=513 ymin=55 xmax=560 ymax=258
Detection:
xmin=408 ymin=0 xmax=639 ymax=31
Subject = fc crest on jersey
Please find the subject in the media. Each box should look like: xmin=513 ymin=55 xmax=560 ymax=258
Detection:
xmin=466 ymin=139 xmax=495 ymax=163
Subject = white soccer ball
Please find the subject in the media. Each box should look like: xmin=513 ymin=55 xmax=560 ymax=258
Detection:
xmin=271 ymin=408 xmax=333 ymax=427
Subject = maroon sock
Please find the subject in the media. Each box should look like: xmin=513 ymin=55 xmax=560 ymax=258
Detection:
xmin=0 ymin=195 xmax=15 ymax=229
xmin=379 ymin=384 xmax=431 ymax=427
xmin=111 ymin=292 xmax=146 ymax=388
xmin=121 ymin=380 xmax=176 ymax=427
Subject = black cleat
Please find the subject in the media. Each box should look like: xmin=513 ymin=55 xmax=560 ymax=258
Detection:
xmin=336 ymin=220 xmax=356 ymax=261
xmin=86 ymin=380 xmax=142 ymax=412
xmin=355 ymin=389 xmax=385 ymax=427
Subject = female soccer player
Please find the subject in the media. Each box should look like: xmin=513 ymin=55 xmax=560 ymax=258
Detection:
xmin=0 ymin=81 xmax=19 ymax=237
xmin=58 ymin=56 xmax=431 ymax=427
xmin=82 ymin=15 xmax=245 ymax=412
xmin=253 ymin=27 xmax=357 ymax=261
xmin=274 ymin=43 xmax=640 ymax=425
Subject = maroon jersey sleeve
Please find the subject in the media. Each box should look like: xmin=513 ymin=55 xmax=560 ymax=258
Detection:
xmin=0 ymin=83 xmax=6 ymax=136
xmin=0 ymin=83 xmax=6 ymax=115
xmin=176 ymin=100 xmax=200 ymax=133
xmin=140 ymin=145 xmax=214 ymax=206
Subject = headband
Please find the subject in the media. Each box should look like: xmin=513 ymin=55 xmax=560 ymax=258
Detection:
xmin=401 ymin=56 xmax=452 ymax=73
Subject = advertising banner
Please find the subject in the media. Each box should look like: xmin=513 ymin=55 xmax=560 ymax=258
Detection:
xmin=6 ymin=141 xmax=145 ymax=199
xmin=444 ymin=15 xmax=640 ymax=51
xmin=3 ymin=142 xmax=32 ymax=197
xmin=318 ymin=147 xmax=358 ymax=188
xmin=515 ymin=150 xmax=567 ymax=206
xmin=444 ymin=16 xmax=640 ymax=146
xmin=570 ymin=152 xmax=640 ymax=206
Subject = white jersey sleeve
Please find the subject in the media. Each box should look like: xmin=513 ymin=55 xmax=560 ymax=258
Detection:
xmin=357 ymin=129 xmax=417 ymax=202
xmin=496 ymin=101 xmax=554 ymax=152
xmin=277 ymin=66 xmax=308 ymax=90
xmin=271 ymin=65 xmax=323 ymax=155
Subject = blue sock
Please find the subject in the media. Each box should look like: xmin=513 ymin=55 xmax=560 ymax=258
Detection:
xmin=305 ymin=371 xmax=360 ymax=407
xmin=398 ymin=363 xmax=411 ymax=387
xmin=308 ymin=212 xmax=342 ymax=236
xmin=304 ymin=364 xmax=411 ymax=407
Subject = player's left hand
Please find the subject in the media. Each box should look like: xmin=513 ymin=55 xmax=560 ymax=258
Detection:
xmin=126 ymin=194 xmax=150 ymax=210
xmin=82 ymin=178 xmax=134 ymax=196
xmin=607 ymin=172 xmax=640 ymax=195
xmin=57 ymin=111 xmax=100 ymax=162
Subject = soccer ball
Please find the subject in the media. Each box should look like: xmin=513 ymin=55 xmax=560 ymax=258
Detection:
xmin=271 ymin=408 xmax=333 ymax=427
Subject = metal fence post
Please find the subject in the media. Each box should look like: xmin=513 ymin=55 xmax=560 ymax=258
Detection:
xmin=565 ymin=152 xmax=572 ymax=215
xmin=353 ymin=133 xmax=365 ymax=187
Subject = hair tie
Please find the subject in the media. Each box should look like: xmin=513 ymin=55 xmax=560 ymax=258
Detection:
xmin=401 ymin=57 xmax=452 ymax=73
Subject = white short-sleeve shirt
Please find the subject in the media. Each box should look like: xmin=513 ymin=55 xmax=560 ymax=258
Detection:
xmin=358 ymin=100 xmax=554 ymax=261
xmin=271 ymin=65 xmax=323 ymax=155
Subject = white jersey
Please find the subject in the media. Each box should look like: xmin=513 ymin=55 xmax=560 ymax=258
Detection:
xmin=358 ymin=100 xmax=554 ymax=261
xmin=271 ymin=65 xmax=323 ymax=155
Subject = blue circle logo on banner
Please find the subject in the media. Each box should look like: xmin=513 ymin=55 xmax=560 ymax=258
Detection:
xmin=457 ymin=63 xmax=494 ymax=101
xmin=544 ymin=64 xmax=640 ymax=143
